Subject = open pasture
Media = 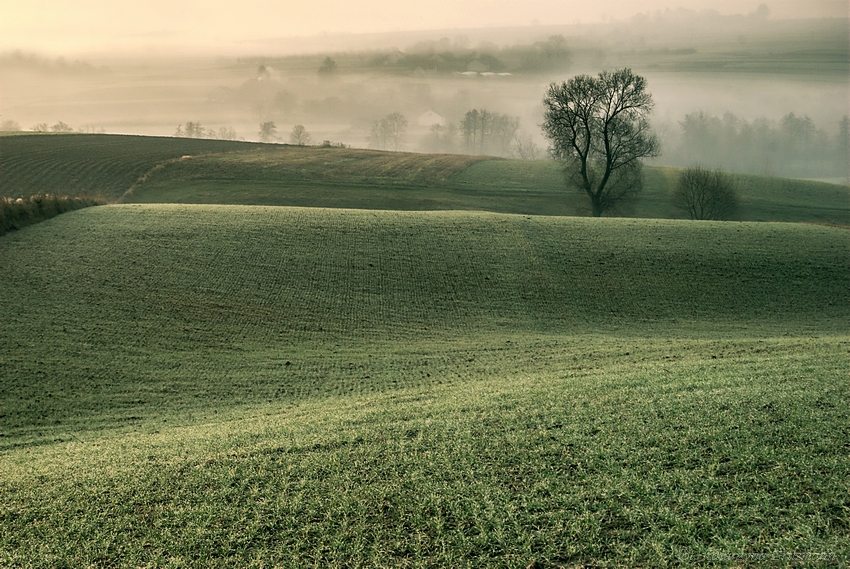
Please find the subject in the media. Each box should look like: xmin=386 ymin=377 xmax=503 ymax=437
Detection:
xmin=1 ymin=204 xmax=848 ymax=565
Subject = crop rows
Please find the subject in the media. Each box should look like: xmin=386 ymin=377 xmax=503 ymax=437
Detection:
xmin=2 ymin=203 xmax=848 ymax=565
xmin=0 ymin=134 xmax=253 ymax=200
xmin=2 ymin=335 xmax=847 ymax=566
xmin=3 ymin=133 xmax=848 ymax=224
xmin=2 ymin=204 xmax=847 ymax=442
xmin=4 ymin=205 xmax=845 ymax=342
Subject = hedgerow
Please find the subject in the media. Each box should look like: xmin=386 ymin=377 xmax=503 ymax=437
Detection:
xmin=0 ymin=194 xmax=106 ymax=235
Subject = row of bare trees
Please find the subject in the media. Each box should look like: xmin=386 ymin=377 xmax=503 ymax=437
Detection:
xmin=174 ymin=122 xmax=239 ymax=140
xmin=421 ymin=110 xmax=540 ymax=159
xmin=258 ymin=122 xmax=312 ymax=145
xmin=1 ymin=120 xmax=106 ymax=134
xmin=459 ymin=109 xmax=519 ymax=156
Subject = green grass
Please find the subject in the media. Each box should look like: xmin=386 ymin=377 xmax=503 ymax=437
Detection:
xmin=1 ymin=204 xmax=848 ymax=566
xmin=2 ymin=337 xmax=846 ymax=567
xmin=0 ymin=133 xmax=254 ymax=201
xmin=3 ymin=133 xmax=848 ymax=223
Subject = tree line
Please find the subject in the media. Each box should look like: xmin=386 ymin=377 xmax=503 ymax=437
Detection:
xmin=666 ymin=111 xmax=848 ymax=180
xmin=0 ymin=120 xmax=106 ymax=134
xmin=422 ymin=110 xmax=538 ymax=159
xmin=257 ymin=122 xmax=313 ymax=145
xmin=174 ymin=122 xmax=239 ymax=140
xmin=248 ymin=35 xmax=572 ymax=76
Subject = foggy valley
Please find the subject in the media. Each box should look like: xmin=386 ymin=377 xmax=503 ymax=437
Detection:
xmin=2 ymin=10 xmax=848 ymax=182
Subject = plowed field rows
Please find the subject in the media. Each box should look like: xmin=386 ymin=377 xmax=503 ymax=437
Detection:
xmin=3 ymin=133 xmax=848 ymax=223
xmin=2 ymin=204 xmax=846 ymax=440
xmin=0 ymin=134 xmax=252 ymax=200
xmin=1 ymin=204 xmax=848 ymax=566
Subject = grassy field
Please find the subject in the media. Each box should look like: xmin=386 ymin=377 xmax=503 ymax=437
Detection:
xmin=0 ymin=133 xmax=253 ymax=202
xmin=1 ymin=204 xmax=848 ymax=566
xmin=2 ymin=133 xmax=848 ymax=223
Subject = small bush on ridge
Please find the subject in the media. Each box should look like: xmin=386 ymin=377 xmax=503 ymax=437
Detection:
xmin=673 ymin=165 xmax=739 ymax=220
xmin=0 ymin=194 xmax=106 ymax=235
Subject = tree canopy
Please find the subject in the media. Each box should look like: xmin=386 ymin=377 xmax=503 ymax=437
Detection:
xmin=542 ymin=68 xmax=659 ymax=216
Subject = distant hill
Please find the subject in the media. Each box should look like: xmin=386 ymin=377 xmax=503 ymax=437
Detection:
xmin=2 ymin=133 xmax=847 ymax=223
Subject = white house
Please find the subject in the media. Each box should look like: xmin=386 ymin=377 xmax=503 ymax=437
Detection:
xmin=417 ymin=110 xmax=446 ymax=127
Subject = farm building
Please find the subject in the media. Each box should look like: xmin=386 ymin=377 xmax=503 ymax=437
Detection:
xmin=417 ymin=110 xmax=446 ymax=127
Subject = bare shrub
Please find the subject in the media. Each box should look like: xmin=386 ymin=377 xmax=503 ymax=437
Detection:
xmin=1 ymin=194 xmax=106 ymax=235
xmin=673 ymin=166 xmax=739 ymax=220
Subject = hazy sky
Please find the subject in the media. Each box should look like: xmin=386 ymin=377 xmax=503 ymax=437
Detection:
xmin=1 ymin=0 xmax=846 ymax=56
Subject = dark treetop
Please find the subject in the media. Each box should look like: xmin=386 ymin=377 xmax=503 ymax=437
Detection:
xmin=542 ymin=68 xmax=659 ymax=216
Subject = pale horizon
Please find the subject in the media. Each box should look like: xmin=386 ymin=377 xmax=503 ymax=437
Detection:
xmin=1 ymin=0 xmax=847 ymax=57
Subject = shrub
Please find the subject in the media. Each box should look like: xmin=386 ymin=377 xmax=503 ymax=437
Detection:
xmin=673 ymin=165 xmax=739 ymax=220
xmin=0 ymin=194 xmax=106 ymax=235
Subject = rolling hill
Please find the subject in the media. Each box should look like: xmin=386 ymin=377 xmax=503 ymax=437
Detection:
xmin=3 ymin=207 xmax=846 ymax=431
xmin=1 ymin=138 xmax=848 ymax=565
xmin=2 ymin=132 xmax=848 ymax=223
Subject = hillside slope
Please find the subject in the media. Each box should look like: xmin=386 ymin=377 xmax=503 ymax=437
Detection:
xmin=2 ymin=204 xmax=848 ymax=566
xmin=2 ymin=133 xmax=848 ymax=223
xmin=2 ymin=204 xmax=846 ymax=441
xmin=0 ymin=133 xmax=253 ymax=200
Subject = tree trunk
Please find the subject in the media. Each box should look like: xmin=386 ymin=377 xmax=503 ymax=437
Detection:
xmin=590 ymin=195 xmax=603 ymax=217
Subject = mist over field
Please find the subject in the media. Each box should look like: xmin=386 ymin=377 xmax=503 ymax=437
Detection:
xmin=3 ymin=3 xmax=850 ymax=566
xmin=2 ymin=7 xmax=847 ymax=182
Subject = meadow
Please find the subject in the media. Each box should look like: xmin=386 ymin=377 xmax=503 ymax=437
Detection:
xmin=1 ymin=200 xmax=848 ymax=566
xmin=2 ymin=133 xmax=849 ymax=223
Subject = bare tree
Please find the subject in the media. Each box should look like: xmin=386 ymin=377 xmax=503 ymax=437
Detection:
xmin=1 ymin=120 xmax=21 ymax=131
xmin=461 ymin=109 xmax=484 ymax=154
xmin=511 ymin=132 xmax=541 ymax=160
xmin=542 ymin=68 xmax=660 ymax=216
xmin=490 ymin=114 xmax=519 ymax=156
xmin=50 ymin=121 xmax=73 ymax=133
xmin=423 ymin=123 xmax=458 ymax=154
xmin=77 ymin=124 xmax=104 ymax=134
xmin=186 ymin=122 xmax=205 ymax=138
xmin=218 ymin=126 xmax=238 ymax=140
xmin=369 ymin=113 xmax=408 ymax=151
xmin=673 ymin=166 xmax=739 ymax=220
xmin=259 ymin=121 xmax=278 ymax=142
xmin=290 ymin=124 xmax=311 ymax=146
xmin=175 ymin=122 xmax=206 ymax=138
xmin=383 ymin=112 xmax=407 ymax=151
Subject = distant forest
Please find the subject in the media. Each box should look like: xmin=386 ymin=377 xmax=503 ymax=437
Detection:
xmin=662 ymin=111 xmax=849 ymax=180
xmin=240 ymin=34 xmax=575 ymax=76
